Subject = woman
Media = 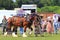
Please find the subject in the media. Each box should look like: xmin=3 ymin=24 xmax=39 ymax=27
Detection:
xmin=46 ymin=20 xmax=54 ymax=34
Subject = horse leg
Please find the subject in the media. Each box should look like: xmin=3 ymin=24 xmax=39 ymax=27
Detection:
xmin=39 ymin=25 xmax=44 ymax=37
xmin=12 ymin=27 xmax=18 ymax=37
xmin=4 ymin=25 xmax=11 ymax=36
xmin=22 ymin=26 xmax=27 ymax=37
xmin=29 ymin=26 xmax=33 ymax=31
xmin=28 ymin=26 xmax=33 ymax=35
xmin=14 ymin=27 xmax=17 ymax=34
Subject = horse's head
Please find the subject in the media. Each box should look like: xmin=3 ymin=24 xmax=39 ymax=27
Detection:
xmin=29 ymin=14 xmax=37 ymax=21
xmin=31 ymin=14 xmax=41 ymax=21
xmin=32 ymin=14 xmax=42 ymax=27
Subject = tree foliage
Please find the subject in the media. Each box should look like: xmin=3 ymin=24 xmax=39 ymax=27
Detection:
xmin=37 ymin=6 xmax=60 ymax=14
xmin=0 ymin=0 xmax=60 ymax=10
xmin=0 ymin=0 xmax=14 ymax=10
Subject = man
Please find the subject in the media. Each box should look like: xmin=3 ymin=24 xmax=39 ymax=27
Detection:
xmin=2 ymin=16 xmax=7 ymax=34
xmin=53 ymin=14 xmax=58 ymax=34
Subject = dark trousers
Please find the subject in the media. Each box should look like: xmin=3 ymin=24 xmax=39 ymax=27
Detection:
xmin=3 ymin=26 xmax=6 ymax=34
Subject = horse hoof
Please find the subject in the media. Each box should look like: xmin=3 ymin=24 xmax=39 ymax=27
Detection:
xmin=29 ymin=32 xmax=32 ymax=35
xmin=4 ymin=34 xmax=6 ymax=36
xmin=13 ymin=36 xmax=18 ymax=37
xmin=22 ymin=34 xmax=27 ymax=37
xmin=22 ymin=33 xmax=27 ymax=37
xmin=4 ymin=32 xmax=7 ymax=36
xmin=12 ymin=35 xmax=18 ymax=37
xmin=23 ymin=35 xmax=27 ymax=37
xmin=12 ymin=32 xmax=18 ymax=37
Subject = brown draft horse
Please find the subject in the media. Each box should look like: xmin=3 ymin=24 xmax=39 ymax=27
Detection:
xmin=4 ymin=14 xmax=36 ymax=37
xmin=4 ymin=16 xmax=28 ymax=37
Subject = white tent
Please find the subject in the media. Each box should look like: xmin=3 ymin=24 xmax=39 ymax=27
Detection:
xmin=0 ymin=10 xmax=17 ymax=23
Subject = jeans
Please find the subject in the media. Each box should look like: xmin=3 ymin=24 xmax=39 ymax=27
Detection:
xmin=20 ymin=27 xmax=24 ymax=34
xmin=58 ymin=22 xmax=60 ymax=28
xmin=54 ymin=22 xmax=58 ymax=34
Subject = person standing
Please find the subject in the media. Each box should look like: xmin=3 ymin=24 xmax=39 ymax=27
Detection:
xmin=46 ymin=20 xmax=54 ymax=34
xmin=53 ymin=14 xmax=58 ymax=34
xmin=2 ymin=16 xmax=7 ymax=34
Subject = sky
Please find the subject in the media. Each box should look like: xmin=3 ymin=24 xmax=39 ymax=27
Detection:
xmin=12 ymin=0 xmax=16 ymax=2
xmin=0 ymin=10 xmax=17 ymax=23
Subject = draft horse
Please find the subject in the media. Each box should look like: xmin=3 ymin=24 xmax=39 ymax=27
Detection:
xmin=4 ymin=14 xmax=36 ymax=37
xmin=4 ymin=16 xmax=28 ymax=37
xmin=4 ymin=15 xmax=35 ymax=37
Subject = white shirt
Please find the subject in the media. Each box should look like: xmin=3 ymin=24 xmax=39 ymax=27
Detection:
xmin=53 ymin=14 xmax=58 ymax=22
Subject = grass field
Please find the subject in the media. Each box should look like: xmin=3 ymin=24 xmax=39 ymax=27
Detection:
xmin=0 ymin=32 xmax=60 ymax=40
xmin=0 ymin=27 xmax=60 ymax=40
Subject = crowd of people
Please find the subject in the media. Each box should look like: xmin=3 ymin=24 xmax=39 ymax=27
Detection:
xmin=41 ymin=14 xmax=60 ymax=34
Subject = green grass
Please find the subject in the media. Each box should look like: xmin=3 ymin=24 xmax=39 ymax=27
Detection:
xmin=0 ymin=28 xmax=60 ymax=40
xmin=0 ymin=32 xmax=60 ymax=40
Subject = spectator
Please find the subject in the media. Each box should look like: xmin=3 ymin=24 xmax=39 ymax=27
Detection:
xmin=46 ymin=20 xmax=54 ymax=34
xmin=53 ymin=14 xmax=58 ymax=34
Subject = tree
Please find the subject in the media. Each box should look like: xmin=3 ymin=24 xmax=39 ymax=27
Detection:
xmin=16 ymin=0 xmax=23 ymax=8
xmin=0 ymin=0 xmax=3 ymax=8
xmin=0 ymin=0 xmax=14 ymax=10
